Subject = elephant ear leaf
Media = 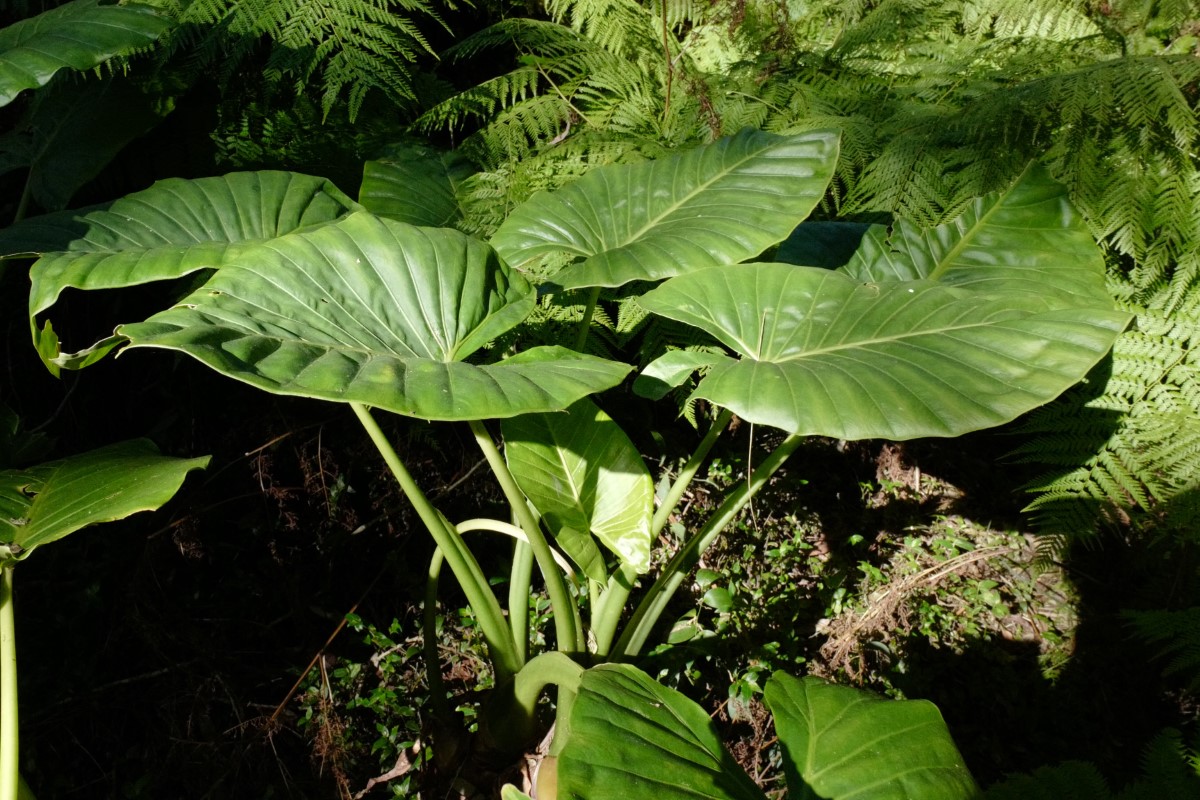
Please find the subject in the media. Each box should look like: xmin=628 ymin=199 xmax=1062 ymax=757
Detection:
xmin=0 ymin=0 xmax=172 ymax=107
xmin=638 ymin=265 xmax=1129 ymax=440
xmin=0 ymin=172 xmax=362 ymax=372
xmin=765 ymin=673 xmax=979 ymax=800
xmin=638 ymin=169 xmax=1129 ymax=440
xmin=840 ymin=163 xmax=1108 ymax=304
xmin=359 ymin=143 xmax=473 ymax=227
xmin=119 ymin=213 xmax=630 ymax=420
xmin=492 ymin=128 xmax=840 ymax=290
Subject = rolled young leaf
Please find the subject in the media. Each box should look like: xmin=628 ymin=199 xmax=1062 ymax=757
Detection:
xmin=503 ymin=399 xmax=654 ymax=578
xmin=0 ymin=440 xmax=209 ymax=565
xmin=492 ymin=128 xmax=840 ymax=290
xmin=638 ymin=264 xmax=1129 ymax=440
xmin=119 ymin=213 xmax=631 ymax=420
xmin=765 ymin=673 xmax=979 ymax=800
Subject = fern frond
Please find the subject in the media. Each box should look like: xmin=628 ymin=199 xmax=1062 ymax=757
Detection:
xmin=1124 ymin=608 xmax=1200 ymax=690
xmin=173 ymin=0 xmax=445 ymax=119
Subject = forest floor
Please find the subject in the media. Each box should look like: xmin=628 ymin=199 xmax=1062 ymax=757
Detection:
xmin=9 ymin=352 xmax=1198 ymax=799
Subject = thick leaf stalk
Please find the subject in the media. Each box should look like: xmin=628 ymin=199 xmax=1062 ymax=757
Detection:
xmin=352 ymin=404 xmax=522 ymax=679
xmin=469 ymin=420 xmax=583 ymax=653
xmin=0 ymin=566 xmax=17 ymax=800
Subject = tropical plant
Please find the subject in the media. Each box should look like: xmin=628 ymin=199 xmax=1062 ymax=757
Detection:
xmin=420 ymin=0 xmax=1200 ymax=556
xmin=0 ymin=125 xmax=1129 ymax=793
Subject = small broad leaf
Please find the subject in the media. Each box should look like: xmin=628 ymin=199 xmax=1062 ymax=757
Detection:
xmin=638 ymin=265 xmax=1129 ymax=440
xmin=840 ymin=163 xmax=1109 ymax=304
xmin=557 ymin=664 xmax=766 ymax=800
xmin=120 ymin=214 xmax=630 ymax=420
xmin=503 ymin=399 xmax=654 ymax=575
xmin=492 ymin=128 xmax=840 ymax=290
xmin=0 ymin=439 xmax=209 ymax=565
xmin=359 ymin=143 xmax=473 ymax=227
xmin=633 ymin=349 xmax=721 ymax=400
xmin=766 ymin=673 xmax=979 ymax=800
xmin=0 ymin=171 xmax=361 ymax=370
xmin=0 ymin=0 xmax=172 ymax=107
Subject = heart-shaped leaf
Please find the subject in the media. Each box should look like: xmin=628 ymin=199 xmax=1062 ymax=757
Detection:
xmin=840 ymin=163 xmax=1108 ymax=304
xmin=492 ymin=128 xmax=840 ymax=290
xmin=0 ymin=439 xmax=209 ymax=565
xmin=766 ymin=673 xmax=979 ymax=800
xmin=0 ymin=171 xmax=361 ymax=370
xmin=639 ymin=264 xmax=1129 ymax=440
xmin=119 ymin=213 xmax=630 ymax=420
xmin=556 ymin=664 xmax=766 ymax=800
xmin=0 ymin=0 xmax=172 ymax=107
xmin=503 ymin=399 xmax=653 ymax=578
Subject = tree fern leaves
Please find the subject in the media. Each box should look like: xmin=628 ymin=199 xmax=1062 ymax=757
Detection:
xmin=1014 ymin=288 xmax=1200 ymax=542
xmin=175 ymin=0 xmax=446 ymax=119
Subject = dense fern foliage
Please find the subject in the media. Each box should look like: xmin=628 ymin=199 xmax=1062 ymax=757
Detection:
xmin=166 ymin=0 xmax=448 ymax=120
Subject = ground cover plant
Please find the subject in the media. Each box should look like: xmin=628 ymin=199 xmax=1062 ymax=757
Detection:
xmin=0 ymin=1 xmax=1197 ymax=797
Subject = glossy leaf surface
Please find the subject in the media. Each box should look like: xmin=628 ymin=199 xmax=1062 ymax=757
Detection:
xmin=0 ymin=0 xmax=172 ymax=106
xmin=503 ymin=399 xmax=653 ymax=577
xmin=639 ymin=265 xmax=1129 ymax=440
xmin=2 ymin=171 xmax=361 ymax=368
xmin=557 ymin=664 xmax=766 ymax=800
xmin=766 ymin=673 xmax=979 ymax=800
xmin=359 ymin=144 xmax=473 ymax=227
xmin=119 ymin=214 xmax=630 ymax=420
xmin=840 ymin=164 xmax=1108 ymax=304
xmin=492 ymin=128 xmax=839 ymax=290
xmin=0 ymin=439 xmax=208 ymax=565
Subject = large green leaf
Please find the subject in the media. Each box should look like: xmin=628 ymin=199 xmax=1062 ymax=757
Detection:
xmin=0 ymin=73 xmax=173 ymax=211
xmin=0 ymin=439 xmax=209 ymax=565
xmin=118 ymin=213 xmax=630 ymax=420
xmin=638 ymin=264 xmax=1129 ymax=440
xmin=359 ymin=143 xmax=473 ymax=227
xmin=556 ymin=664 xmax=766 ymax=800
xmin=0 ymin=171 xmax=361 ymax=370
xmin=491 ymin=128 xmax=840 ymax=290
xmin=839 ymin=164 xmax=1109 ymax=304
xmin=765 ymin=673 xmax=979 ymax=800
xmin=502 ymin=399 xmax=653 ymax=579
xmin=0 ymin=0 xmax=172 ymax=107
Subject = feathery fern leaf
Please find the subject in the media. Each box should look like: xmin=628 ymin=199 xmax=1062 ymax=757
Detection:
xmin=172 ymin=0 xmax=446 ymax=119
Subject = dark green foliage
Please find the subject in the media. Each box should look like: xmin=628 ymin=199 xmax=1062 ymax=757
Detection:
xmin=168 ymin=0 xmax=449 ymax=120
xmin=1124 ymin=607 xmax=1200 ymax=691
xmin=1014 ymin=285 xmax=1200 ymax=548
xmin=985 ymin=729 xmax=1200 ymax=799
